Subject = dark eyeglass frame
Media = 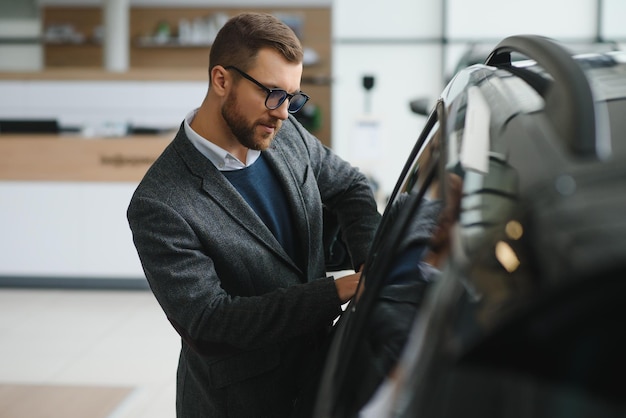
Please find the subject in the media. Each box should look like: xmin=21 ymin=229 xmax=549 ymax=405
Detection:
xmin=225 ymin=66 xmax=310 ymax=114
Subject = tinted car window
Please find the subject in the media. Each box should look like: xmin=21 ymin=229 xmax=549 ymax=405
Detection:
xmin=314 ymin=100 xmax=466 ymax=417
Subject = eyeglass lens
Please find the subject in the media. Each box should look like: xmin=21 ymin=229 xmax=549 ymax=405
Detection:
xmin=266 ymin=91 xmax=308 ymax=113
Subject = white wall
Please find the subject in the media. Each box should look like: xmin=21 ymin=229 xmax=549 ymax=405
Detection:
xmin=330 ymin=0 xmax=614 ymax=199
xmin=602 ymin=0 xmax=626 ymax=40
xmin=332 ymin=0 xmax=442 ymax=196
xmin=0 ymin=182 xmax=141 ymax=279
xmin=446 ymin=0 xmax=597 ymax=39
xmin=0 ymin=19 xmax=42 ymax=71
xmin=1 ymin=0 xmax=623 ymax=284
xmin=0 ymin=80 xmax=205 ymax=129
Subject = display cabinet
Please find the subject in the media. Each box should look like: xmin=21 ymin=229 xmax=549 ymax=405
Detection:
xmin=41 ymin=5 xmax=332 ymax=146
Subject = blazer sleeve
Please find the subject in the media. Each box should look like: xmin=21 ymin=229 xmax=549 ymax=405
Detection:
xmin=128 ymin=192 xmax=343 ymax=356
xmin=284 ymin=116 xmax=382 ymax=269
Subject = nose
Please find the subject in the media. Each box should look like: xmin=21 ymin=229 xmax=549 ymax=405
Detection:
xmin=268 ymin=100 xmax=290 ymax=120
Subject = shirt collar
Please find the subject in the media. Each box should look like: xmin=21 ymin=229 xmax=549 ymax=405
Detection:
xmin=184 ymin=109 xmax=261 ymax=171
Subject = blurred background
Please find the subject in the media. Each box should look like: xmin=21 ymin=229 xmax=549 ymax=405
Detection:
xmin=1 ymin=0 xmax=625 ymax=285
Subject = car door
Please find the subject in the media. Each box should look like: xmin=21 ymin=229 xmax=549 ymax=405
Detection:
xmin=313 ymin=96 xmax=462 ymax=417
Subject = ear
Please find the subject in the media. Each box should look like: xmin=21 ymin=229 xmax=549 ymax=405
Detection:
xmin=210 ymin=66 xmax=230 ymax=96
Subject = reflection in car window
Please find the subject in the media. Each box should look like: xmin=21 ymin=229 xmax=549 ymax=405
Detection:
xmin=399 ymin=120 xmax=441 ymax=197
xmin=315 ymin=98 xmax=468 ymax=418
xmin=335 ymin=108 xmax=465 ymax=416
xmin=359 ymin=171 xmax=463 ymax=417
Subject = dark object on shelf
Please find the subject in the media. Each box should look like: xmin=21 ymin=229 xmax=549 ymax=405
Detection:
xmin=0 ymin=119 xmax=59 ymax=134
xmin=128 ymin=125 xmax=175 ymax=135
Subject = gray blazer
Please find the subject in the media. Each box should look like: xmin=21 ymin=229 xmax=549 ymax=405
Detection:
xmin=127 ymin=116 xmax=380 ymax=417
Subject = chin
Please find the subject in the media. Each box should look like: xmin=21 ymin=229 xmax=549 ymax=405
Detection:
xmin=256 ymin=141 xmax=272 ymax=151
xmin=255 ymin=134 xmax=275 ymax=151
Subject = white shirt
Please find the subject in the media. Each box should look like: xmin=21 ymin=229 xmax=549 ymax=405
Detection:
xmin=184 ymin=109 xmax=261 ymax=171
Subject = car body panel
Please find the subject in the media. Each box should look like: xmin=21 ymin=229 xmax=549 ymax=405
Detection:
xmin=314 ymin=35 xmax=626 ymax=418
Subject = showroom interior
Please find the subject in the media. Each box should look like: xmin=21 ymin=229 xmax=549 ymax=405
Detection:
xmin=1 ymin=0 xmax=625 ymax=417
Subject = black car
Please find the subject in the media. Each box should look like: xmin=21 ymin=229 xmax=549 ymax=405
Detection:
xmin=313 ymin=35 xmax=626 ymax=418
xmin=410 ymin=40 xmax=620 ymax=116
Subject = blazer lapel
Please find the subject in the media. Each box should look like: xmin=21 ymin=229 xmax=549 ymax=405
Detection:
xmin=264 ymin=143 xmax=312 ymax=275
xmin=172 ymin=128 xmax=300 ymax=271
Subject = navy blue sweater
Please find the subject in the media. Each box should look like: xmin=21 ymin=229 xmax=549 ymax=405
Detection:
xmin=223 ymin=155 xmax=302 ymax=268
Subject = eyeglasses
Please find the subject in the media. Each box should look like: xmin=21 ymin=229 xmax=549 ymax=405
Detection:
xmin=225 ymin=66 xmax=310 ymax=114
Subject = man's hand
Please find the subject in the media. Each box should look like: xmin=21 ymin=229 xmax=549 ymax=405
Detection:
xmin=334 ymin=271 xmax=362 ymax=303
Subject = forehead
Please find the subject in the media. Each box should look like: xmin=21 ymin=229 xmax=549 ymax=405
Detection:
xmin=249 ymin=48 xmax=303 ymax=91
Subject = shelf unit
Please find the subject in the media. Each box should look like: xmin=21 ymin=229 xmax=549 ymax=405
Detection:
xmin=41 ymin=5 xmax=332 ymax=146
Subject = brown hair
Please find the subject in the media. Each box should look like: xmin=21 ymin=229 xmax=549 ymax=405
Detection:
xmin=209 ymin=12 xmax=303 ymax=79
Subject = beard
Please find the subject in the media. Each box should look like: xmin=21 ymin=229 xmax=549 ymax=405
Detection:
xmin=222 ymin=90 xmax=281 ymax=151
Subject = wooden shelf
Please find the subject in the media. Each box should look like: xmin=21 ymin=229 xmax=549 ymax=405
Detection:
xmin=42 ymin=6 xmax=330 ymax=73
xmin=45 ymin=43 xmax=103 ymax=67
xmin=133 ymin=37 xmax=212 ymax=48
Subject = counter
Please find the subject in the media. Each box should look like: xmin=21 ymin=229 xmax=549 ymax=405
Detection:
xmin=0 ymin=134 xmax=172 ymax=182
xmin=0 ymin=132 xmax=172 ymax=287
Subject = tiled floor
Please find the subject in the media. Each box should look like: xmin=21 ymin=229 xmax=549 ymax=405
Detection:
xmin=0 ymin=288 xmax=181 ymax=418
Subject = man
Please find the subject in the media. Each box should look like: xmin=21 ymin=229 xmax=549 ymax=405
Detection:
xmin=127 ymin=12 xmax=381 ymax=418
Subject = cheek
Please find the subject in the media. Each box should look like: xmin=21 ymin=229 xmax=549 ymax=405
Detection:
xmin=237 ymin=98 xmax=265 ymax=121
xmin=225 ymin=92 xmax=247 ymax=117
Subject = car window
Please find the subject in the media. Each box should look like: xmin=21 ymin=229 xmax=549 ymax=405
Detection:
xmin=318 ymin=100 xmax=466 ymax=417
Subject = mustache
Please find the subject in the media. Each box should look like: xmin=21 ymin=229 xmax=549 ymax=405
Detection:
xmin=259 ymin=118 xmax=281 ymax=128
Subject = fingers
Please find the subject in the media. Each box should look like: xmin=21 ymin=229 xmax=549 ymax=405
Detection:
xmin=335 ymin=272 xmax=361 ymax=303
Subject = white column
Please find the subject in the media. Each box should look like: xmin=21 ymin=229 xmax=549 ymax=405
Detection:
xmin=103 ymin=0 xmax=129 ymax=72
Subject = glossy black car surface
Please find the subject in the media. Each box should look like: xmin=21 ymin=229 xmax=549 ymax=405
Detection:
xmin=314 ymin=35 xmax=626 ymax=418
xmin=410 ymin=40 xmax=620 ymax=116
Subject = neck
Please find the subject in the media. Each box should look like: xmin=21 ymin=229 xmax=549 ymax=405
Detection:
xmin=190 ymin=102 xmax=249 ymax=164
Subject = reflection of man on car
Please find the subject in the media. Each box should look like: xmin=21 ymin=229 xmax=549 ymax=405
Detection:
xmin=356 ymin=172 xmax=463 ymax=413
xmin=372 ymin=174 xmax=462 ymax=369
